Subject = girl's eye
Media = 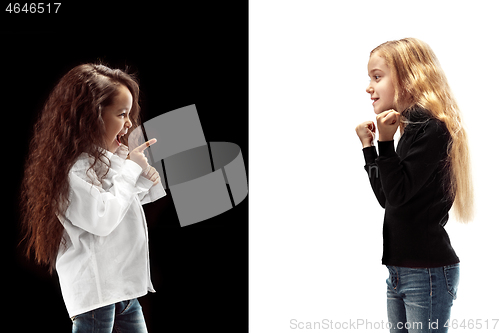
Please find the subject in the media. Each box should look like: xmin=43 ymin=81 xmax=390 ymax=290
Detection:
xmin=119 ymin=113 xmax=126 ymax=118
xmin=374 ymin=75 xmax=381 ymax=80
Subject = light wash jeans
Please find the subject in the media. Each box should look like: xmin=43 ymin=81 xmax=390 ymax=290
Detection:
xmin=71 ymin=298 xmax=148 ymax=333
xmin=386 ymin=264 xmax=460 ymax=333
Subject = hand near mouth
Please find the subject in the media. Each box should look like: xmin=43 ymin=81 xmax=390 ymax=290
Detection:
xmin=376 ymin=110 xmax=400 ymax=141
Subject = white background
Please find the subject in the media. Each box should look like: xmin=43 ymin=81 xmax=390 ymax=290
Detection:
xmin=249 ymin=1 xmax=500 ymax=332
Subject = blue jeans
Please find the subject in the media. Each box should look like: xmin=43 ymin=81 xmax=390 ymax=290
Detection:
xmin=386 ymin=264 xmax=459 ymax=333
xmin=71 ymin=298 xmax=148 ymax=333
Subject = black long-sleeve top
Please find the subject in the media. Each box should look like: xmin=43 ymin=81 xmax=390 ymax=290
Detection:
xmin=363 ymin=107 xmax=459 ymax=268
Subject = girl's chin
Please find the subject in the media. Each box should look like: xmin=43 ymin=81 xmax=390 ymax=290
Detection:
xmin=374 ymin=106 xmax=395 ymax=115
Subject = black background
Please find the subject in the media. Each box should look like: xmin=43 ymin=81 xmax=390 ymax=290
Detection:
xmin=2 ymin=2 xmax=248 ymax=332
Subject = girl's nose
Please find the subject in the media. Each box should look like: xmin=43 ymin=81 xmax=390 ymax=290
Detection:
xmin=366 ymin=84 xmax=373 ymax=94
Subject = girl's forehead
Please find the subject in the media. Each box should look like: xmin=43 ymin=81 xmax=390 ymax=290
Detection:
xmin=368 ymin=53 xmax=389 ymax=72
xmin=103 ymin=85 xmax=133 ymax=113
xmin=112 ymin=86 xmax=133 ymax=105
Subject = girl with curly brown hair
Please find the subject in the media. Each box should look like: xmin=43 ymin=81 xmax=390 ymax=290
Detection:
xmin=20 ymin=63 xmax=165 ymax=332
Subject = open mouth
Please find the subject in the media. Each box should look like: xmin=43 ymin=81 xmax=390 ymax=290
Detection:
xmin=372 ymin=98 xmax=379 ymax=106
xmin=116 ymin=133 xmax=124 ymax=145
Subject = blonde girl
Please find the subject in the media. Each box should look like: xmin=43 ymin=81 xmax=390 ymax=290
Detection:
xmin=355 ymin=38 xmax=473 ymax=333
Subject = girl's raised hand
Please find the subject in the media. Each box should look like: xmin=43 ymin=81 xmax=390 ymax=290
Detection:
xmin=355 ymin=121 xmax=376 ymax=148
xmin=376 ymin=110 xmax=400 ymax=141
xmin=128 ymin=139 xmax=157 ymax=171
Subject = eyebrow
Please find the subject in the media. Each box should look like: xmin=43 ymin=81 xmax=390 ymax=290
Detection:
xmin=369 ymin=68 xmax=383 ymax=75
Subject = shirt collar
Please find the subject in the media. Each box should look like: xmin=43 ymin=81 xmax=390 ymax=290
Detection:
xmin=402 ymin=105 xmax=432 ymax=122
xmin=99 ymin=145 xmax=129 ymax=168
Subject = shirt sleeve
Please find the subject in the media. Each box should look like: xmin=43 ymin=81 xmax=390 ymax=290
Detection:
xmin=363 ymin=146 xmax=387 ymax=208
xmin=65 ymin=159 xmax=148 ymax=236
xmin=375 ymin=120 xmax=449 ymax=208
xmin=136 ymin=176 xmax=167 ymax=205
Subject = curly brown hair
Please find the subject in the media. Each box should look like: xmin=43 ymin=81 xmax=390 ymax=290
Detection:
xmin=20 ymin=63 xmax=142 ymax=272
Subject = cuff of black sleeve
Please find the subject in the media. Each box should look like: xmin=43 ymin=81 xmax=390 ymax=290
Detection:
xmin=377 ymin=140 xmax=397 ymax=158
xmin=362 ymin=146 xmax=378 ymax=164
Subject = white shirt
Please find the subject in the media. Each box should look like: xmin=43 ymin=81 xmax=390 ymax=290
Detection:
xmin=56 ymin=145 xmax=166 ymax=318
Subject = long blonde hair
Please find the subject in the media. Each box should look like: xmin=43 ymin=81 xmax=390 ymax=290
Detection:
xmin=371 ymin=38 xmax=474 ymax=223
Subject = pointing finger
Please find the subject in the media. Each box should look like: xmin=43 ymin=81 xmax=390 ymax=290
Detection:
xmin=135 ymin=138 xmax=157 ymax=152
